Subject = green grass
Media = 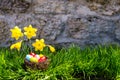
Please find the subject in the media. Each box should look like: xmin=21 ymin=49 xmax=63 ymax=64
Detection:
xmin=0 ymin=45 xmax=120 ymax=80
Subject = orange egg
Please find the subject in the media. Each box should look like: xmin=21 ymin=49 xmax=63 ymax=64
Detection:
xmin=38 ymin=56 xmax=46 ymax=62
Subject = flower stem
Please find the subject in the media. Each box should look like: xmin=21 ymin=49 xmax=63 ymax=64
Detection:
xmin=29 ymin=39 xmax=33 ymax=52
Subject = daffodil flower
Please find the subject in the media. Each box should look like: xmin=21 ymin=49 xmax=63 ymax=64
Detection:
xmin=47 ymin=45 xmax=55 ymax=52
xmin=10 ymin=41 xmax=22 ymax=51
xmin=10 ymin=26 xmax=23 ymax=40
xmin=32 ymin=39 xmax=46 ymax=51
xmin=24 ymin=25 xmax=37 ymax=39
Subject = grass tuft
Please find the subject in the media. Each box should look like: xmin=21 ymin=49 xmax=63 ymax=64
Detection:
xmin=0 ymin=45 xmax=120 ymax=80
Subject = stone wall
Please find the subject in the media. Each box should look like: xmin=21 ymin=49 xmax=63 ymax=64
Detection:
xmin=0 ymin=0 xmax=120 ymax=47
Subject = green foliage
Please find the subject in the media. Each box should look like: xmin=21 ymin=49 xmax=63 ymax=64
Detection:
xmin=0 ymin=45 xmax=120 ymax=80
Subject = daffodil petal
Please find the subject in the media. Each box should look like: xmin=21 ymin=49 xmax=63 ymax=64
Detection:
xmin=40 ymin=39 xmax=44 ymax=43
xmin=10 ymin=41 xmax=22 ymax=51
xmin=10 ymin=44 xmax=15 ymax=50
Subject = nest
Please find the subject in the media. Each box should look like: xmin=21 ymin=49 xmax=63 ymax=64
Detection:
xmin=24 ymin=58 xmax=50 ymax=70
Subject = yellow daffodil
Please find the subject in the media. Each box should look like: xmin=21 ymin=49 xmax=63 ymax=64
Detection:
xmin=32 ymin=39 xmax=46 ymax=51
xmin=10 ymin=41 xmax=22 ymax=51
xmin=24 ymin=25 xmax=37 ymax=39
xmin=10 ymin=26 xmax=23 ymax=40
xmin=47 ymin=45 xmax=55 ymax=52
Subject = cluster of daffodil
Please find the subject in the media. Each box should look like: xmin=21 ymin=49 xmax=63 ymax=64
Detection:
xmin=10 ymin=25 xmax=55 ymax=53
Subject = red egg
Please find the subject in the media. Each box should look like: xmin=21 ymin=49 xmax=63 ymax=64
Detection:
xmin=30 ymin=52 xmax=36 ymax=57
xmin=38 ymin=56 xmax=47 ymax=62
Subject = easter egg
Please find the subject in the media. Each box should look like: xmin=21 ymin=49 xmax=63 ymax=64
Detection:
xmin=26 ymin=55 xmax=32 ymax=61
xmin=39 ymin=54 xmax=44 ymax=58
xmin=41 ymin=56 xmax=46 ymax=60
xmin=30 ymin=52 xmax=36 ymax=57
xmin=38 ymin=56 xmax=47 ymax=62
xmin=35 ymin=54 xmax=40 ymax=60
xmin=30 ymin=57 xmax=38 ymax=63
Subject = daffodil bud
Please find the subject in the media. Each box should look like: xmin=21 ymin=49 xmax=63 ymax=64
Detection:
xmin=48 ymin=45 xmax=55 ymax=52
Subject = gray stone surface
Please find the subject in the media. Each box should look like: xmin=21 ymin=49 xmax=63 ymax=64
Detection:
xmin=0 ymin=0 xmax=120 ymax=47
